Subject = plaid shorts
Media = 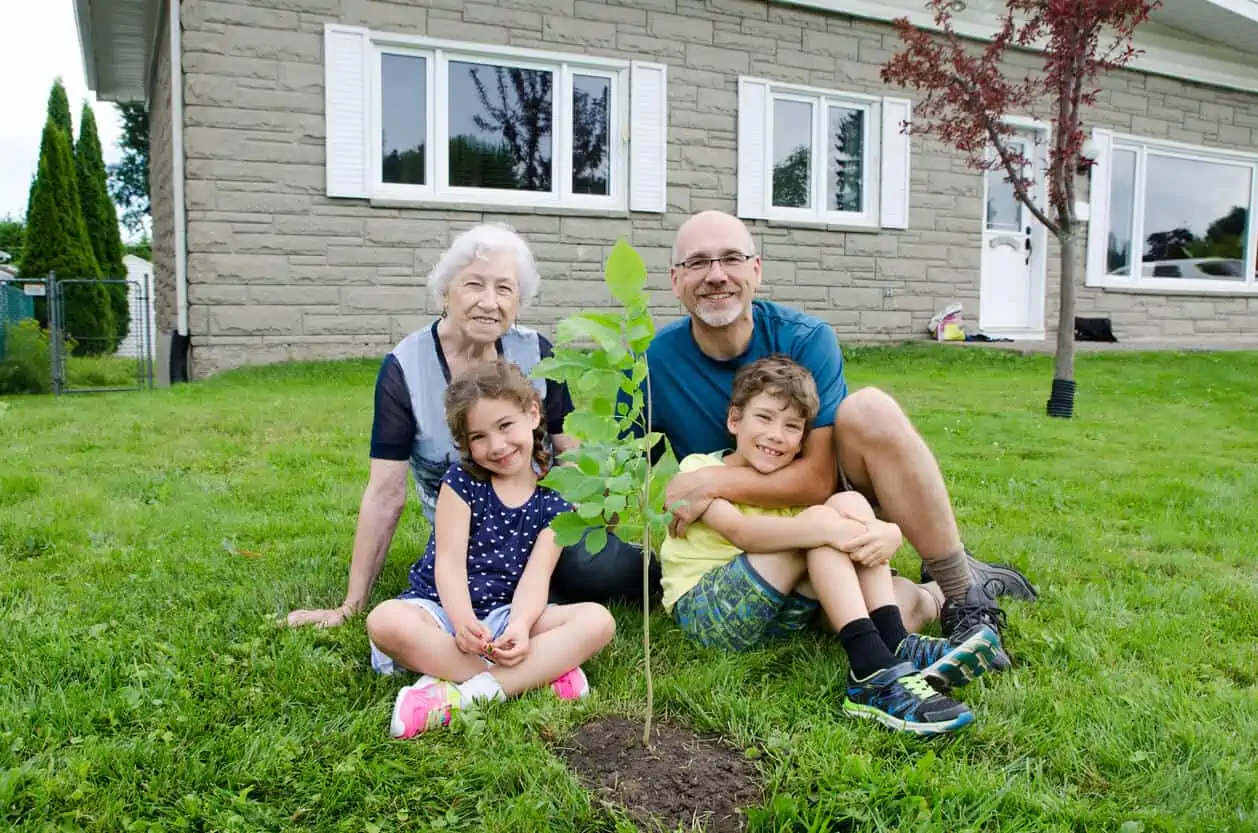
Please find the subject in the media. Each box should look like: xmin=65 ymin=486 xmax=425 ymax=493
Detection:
xmin=672 ymin=554 xmax=820 ymax=652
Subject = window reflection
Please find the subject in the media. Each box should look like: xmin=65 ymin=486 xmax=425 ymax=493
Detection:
xmin=572 ymin=75 xmax=610 ymax=196
xmin=1106 ymin=149 xmax=1135 ymax=275
xmin=448 ymin=60 xmax=553 ymax=192
xmin=1141 ymin=153 xmax=1249 ymax=281
xmin=772 ymin=99 xmax=812 ymax=208
xmin=828 ymin=107 xmax=864 ymax=212
xmin=381 ymin=54 xmax=427 ymax=185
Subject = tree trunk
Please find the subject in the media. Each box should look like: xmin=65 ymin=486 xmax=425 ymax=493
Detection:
xmin=1047 ymin=229 xmax=1079 ymax=418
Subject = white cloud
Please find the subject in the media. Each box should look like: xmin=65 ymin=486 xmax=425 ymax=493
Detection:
xmin=0 ymin=2 xmax=125 ymax=221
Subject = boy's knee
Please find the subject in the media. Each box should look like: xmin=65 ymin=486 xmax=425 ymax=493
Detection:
xmin=824 ymin=491 xmax=873 ymax=517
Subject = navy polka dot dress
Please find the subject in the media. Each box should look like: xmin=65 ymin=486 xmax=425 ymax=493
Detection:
xmin=401 ymin=462 xmax=572 ymax=617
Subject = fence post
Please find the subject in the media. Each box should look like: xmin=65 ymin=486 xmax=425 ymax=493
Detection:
xmin=48 ymin=271 xmax=62 ymax=396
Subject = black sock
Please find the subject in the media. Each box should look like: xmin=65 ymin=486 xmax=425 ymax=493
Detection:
xmin=870 ymin=604 xmax=910 ymax=654
xmin=838 ymin=618 xmax=898 ymax=680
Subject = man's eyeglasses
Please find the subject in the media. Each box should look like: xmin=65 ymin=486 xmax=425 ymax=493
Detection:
xmin=673 ymin=252 xmax=756 ymax=274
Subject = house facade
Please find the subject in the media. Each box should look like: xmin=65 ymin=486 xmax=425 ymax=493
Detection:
xmin=76 ymin=0 xmax=1258 ymax=381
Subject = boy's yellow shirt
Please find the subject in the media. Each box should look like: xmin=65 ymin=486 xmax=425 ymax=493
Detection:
xmin=660 ymin=452 xmax=805 ymax=611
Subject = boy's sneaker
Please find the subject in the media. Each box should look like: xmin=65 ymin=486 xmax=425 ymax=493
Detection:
xmin=842 ymin=662 xmax=974 ymax=736
xmin=550 ymin=666 xmax=590 ymax=700
xmin=922 ymin=551 xmax=1038 ymax=601
xmin=940 ymin=585 xmax=1013 ymax=671
xmin=390 ymin=680 xmax=465 ymax=739
xmin=896 ymin=627 xmax=1002 ymax=691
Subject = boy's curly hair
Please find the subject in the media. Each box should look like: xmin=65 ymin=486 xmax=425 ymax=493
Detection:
xmin=444 ymin=360 xmax=550 ymax=480
xmin=728 ymin=354 xmax=821 ymax=433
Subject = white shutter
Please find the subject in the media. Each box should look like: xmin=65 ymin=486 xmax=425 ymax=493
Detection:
xmin=879 ymin=97 xmax=912 ymax=229
xmin=324 ymin=25 xmax=371 ymax=199
xmin=1084 ymin=128 xmax=1114 ymax=286
xmin=629 ymin=62 xmax=668 ymax=213
xmin=737 ymin=78 xmax=770 ymax=220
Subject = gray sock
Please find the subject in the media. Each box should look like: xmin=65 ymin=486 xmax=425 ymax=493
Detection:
xmin=925 ymin=548 xmax=973 ymax=602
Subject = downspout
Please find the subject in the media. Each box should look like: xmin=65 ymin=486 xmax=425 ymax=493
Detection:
xmin=170 ymin=0 xmax=190 ymax=379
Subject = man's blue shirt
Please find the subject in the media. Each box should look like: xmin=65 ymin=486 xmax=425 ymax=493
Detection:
xmin=645 ymin=300 xmax=848 ymax=460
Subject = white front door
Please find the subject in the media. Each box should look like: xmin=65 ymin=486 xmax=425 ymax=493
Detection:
xmin=980 ymin=130 xmax=1046 ymax=338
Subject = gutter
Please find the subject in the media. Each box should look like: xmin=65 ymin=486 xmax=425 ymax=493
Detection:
xmin=170 ymin=0 xmax=188 ymax=341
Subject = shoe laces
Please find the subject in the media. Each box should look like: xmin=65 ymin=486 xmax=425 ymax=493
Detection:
xmin=898 ymin=674 xmax=936 ymax=700
xmin=949 ymin=601 xmax=1007 ymax=636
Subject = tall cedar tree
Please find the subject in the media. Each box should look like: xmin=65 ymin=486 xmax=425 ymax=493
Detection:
xmin=109 ymin=103 xmax=150 ymax=234
xmin=77 ymin=103 xmax=130 ymax=343
xmin=881 ymin=0 xmax=1157 ymax=417
xmin=20 ymin=119 xmax=113 ymax=355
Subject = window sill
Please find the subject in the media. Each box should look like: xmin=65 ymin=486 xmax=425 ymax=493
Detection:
xmin=1086 ymin=279 xmax=1258 ymax=297
xmin=757 ymin=217 xmax=885 ymax=235
xmin=368 ymin=197 xmax=632 ymax=219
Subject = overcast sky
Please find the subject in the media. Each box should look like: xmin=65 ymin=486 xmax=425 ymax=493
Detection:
xmin=0 ymin=2 xmax=123 ymax=222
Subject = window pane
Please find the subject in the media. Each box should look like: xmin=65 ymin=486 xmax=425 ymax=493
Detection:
xmin=1141 ymin=153 xmax=1249 ymax=281
xmin=448 ymin=60 xmax=553 ymax=191
xmin=572 ymin=74 xmax=610 ymax=196
xmin=773 ymin=99 xmax=812 ymax=208
xmin=1106 ymin=149 xmax=1136 ymax=275
xmin=381 ymin=54 xmax=427 ymax=185
xmin=985 ymin=140 xmax=1028 ymax=232
xmin=828 ymin=106 xmax=864 ymax=212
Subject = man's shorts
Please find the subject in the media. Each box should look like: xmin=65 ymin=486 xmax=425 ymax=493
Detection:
xmin=369 ymin=597 xmax=513 ymax=675
xmin=672 ymin=554 xmax=820 ymax=652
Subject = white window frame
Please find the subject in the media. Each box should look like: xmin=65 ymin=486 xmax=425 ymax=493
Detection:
xmin=1088 ymin=132 xmax=1258 ymax=294
xmin=760 ymin=81 xmax=882 ymax=228
xmin=369 ymin=34 xmax=629 ymax=211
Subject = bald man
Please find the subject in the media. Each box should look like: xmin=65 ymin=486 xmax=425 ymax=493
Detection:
xmin=646 ymin=210 xmax=1035 ymax=661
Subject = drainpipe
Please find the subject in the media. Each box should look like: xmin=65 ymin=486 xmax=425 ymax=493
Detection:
xmin=169 ymin=0 xmax=189 ymax=380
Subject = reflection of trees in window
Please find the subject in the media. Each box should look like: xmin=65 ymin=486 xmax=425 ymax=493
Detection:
xmin=457 ymin=65 xmax=552 ymax=191
xmin=572 ymin=82 xmax=609 ymax=195
xmin=1144 ymin=205 xmax=1249 ymax=262
xmin=773 ymin=146 xmax=810 ymax=208
xmin=1106 ymin=233 xmax=1130 ymax=273
xmin=830 ymin=109 xmax=864 ymax=212
xmin=449 ymin=136 xmax=519 ymax=189
xmin=383 ymin=145 xmax=425 ymax=185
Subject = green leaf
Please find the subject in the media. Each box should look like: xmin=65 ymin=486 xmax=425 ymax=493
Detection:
xmin=577 ymin=500 xmax=604 ymax=519
xmin=605 ymin=493 xmax=627 ymax=514
xmin=557 ymin=313 xmax=624 ymax=353
xmin=549 ymin=512 xmax=591 ymax=547
xmin=605 ymin=238 xmax=648 ymax=306
xmin=627 ymin=310 xmax=655 ymax=354
xmin=585 ymin=526 xmax=608 ymax=555
xmin=577 ymin=455 xmax=601 ymax=476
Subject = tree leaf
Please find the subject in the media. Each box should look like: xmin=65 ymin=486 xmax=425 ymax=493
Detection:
xmin=605 ymin=239 xmax=648 ymax=306
xmin=557 ymin=313 xmax=624 ymax=353
xmin=584 ymin=526 xmax=608 ymax=556
xmin=549 ymin=512 xmax=591 ymax=547
xmin=577 ymin=500 xmax=604 ymax=519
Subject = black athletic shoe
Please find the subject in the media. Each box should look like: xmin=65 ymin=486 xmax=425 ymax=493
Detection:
xmin=940 ymin=585 xmax=1011 ymax=671
xmin=921 ymin=550 xmax=1038 ymax=602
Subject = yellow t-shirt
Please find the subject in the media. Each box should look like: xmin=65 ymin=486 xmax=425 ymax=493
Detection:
xmin=660 ymin=452 xmax=804 ymax=611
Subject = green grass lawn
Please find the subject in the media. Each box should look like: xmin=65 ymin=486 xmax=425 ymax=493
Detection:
xmin=2 ymin=346 xmax=1256 ymax=832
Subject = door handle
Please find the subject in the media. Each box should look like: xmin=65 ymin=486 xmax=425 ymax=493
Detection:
xmin=1025 ymin=226 xmax=1032 ymax=264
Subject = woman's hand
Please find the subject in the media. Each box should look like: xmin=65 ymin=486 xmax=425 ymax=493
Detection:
xmin=488 ymin=622 xmax=531 ymax=666
xmin=841 ymin=520 xmax=904 ymax=566
xmin=286 ymin=604 xmax=355 ymax=628
xmin=453 ymin=619 xmax=492 ymax=656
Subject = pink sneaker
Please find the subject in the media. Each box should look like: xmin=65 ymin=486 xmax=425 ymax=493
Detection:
xmin=390 ymin=680 xmax=464 ymax=739
xmin=550 ymin=666 xmax=590 ymax=700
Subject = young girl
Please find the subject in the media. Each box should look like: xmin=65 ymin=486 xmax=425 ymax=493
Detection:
xmin=366 ymin=360 xmax=616 ymax=739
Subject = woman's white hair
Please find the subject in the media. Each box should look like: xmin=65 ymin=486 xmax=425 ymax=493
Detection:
xmin=426 ymin=223 xmax=541 ymax=306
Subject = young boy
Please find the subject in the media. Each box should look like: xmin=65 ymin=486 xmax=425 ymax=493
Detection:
xmin=661 ymin=356 xmax=1001 ymax=736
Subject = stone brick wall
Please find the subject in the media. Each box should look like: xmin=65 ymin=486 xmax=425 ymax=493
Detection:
xmin=149 ymin=5 xmax=177 ymax=338
xmin=175 ymin=0 xmax=1258 ymax=376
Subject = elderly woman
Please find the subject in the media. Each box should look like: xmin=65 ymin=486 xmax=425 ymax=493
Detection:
xmin=287 ymin=223 xmax=651 ymax=629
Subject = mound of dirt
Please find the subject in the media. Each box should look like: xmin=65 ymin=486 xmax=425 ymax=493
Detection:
xmin=558 ymin=715 xmax=762 ymax=832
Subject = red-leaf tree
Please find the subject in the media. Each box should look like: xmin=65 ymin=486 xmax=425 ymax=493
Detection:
xmin=882 ymin=0 xmax=1158 ymax=417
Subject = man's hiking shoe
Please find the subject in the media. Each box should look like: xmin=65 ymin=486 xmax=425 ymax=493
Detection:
xmin=896 ymin=627 xmax=1002 ymax=691
xmin=921 ymin=551 xmax=1038 ymax=602
xmin=842 ymin=662 xmax=974 ymax=736
xmin=941 ymin=585 xmax=1012 ymax=671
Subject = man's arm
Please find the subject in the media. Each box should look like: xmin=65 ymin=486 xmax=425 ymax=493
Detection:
xmin=702 ymin=499 xmax=860 ymax=555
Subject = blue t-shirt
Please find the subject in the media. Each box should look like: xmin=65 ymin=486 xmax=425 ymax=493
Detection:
xmin=401 ymin=463 xmax=573 ymax=618
xmin=646 ymin=300 xmax=848 ymax=460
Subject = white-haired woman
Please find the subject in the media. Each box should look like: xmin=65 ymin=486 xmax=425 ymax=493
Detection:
xmin=287 ymin=223 xmax=653 ymax=629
